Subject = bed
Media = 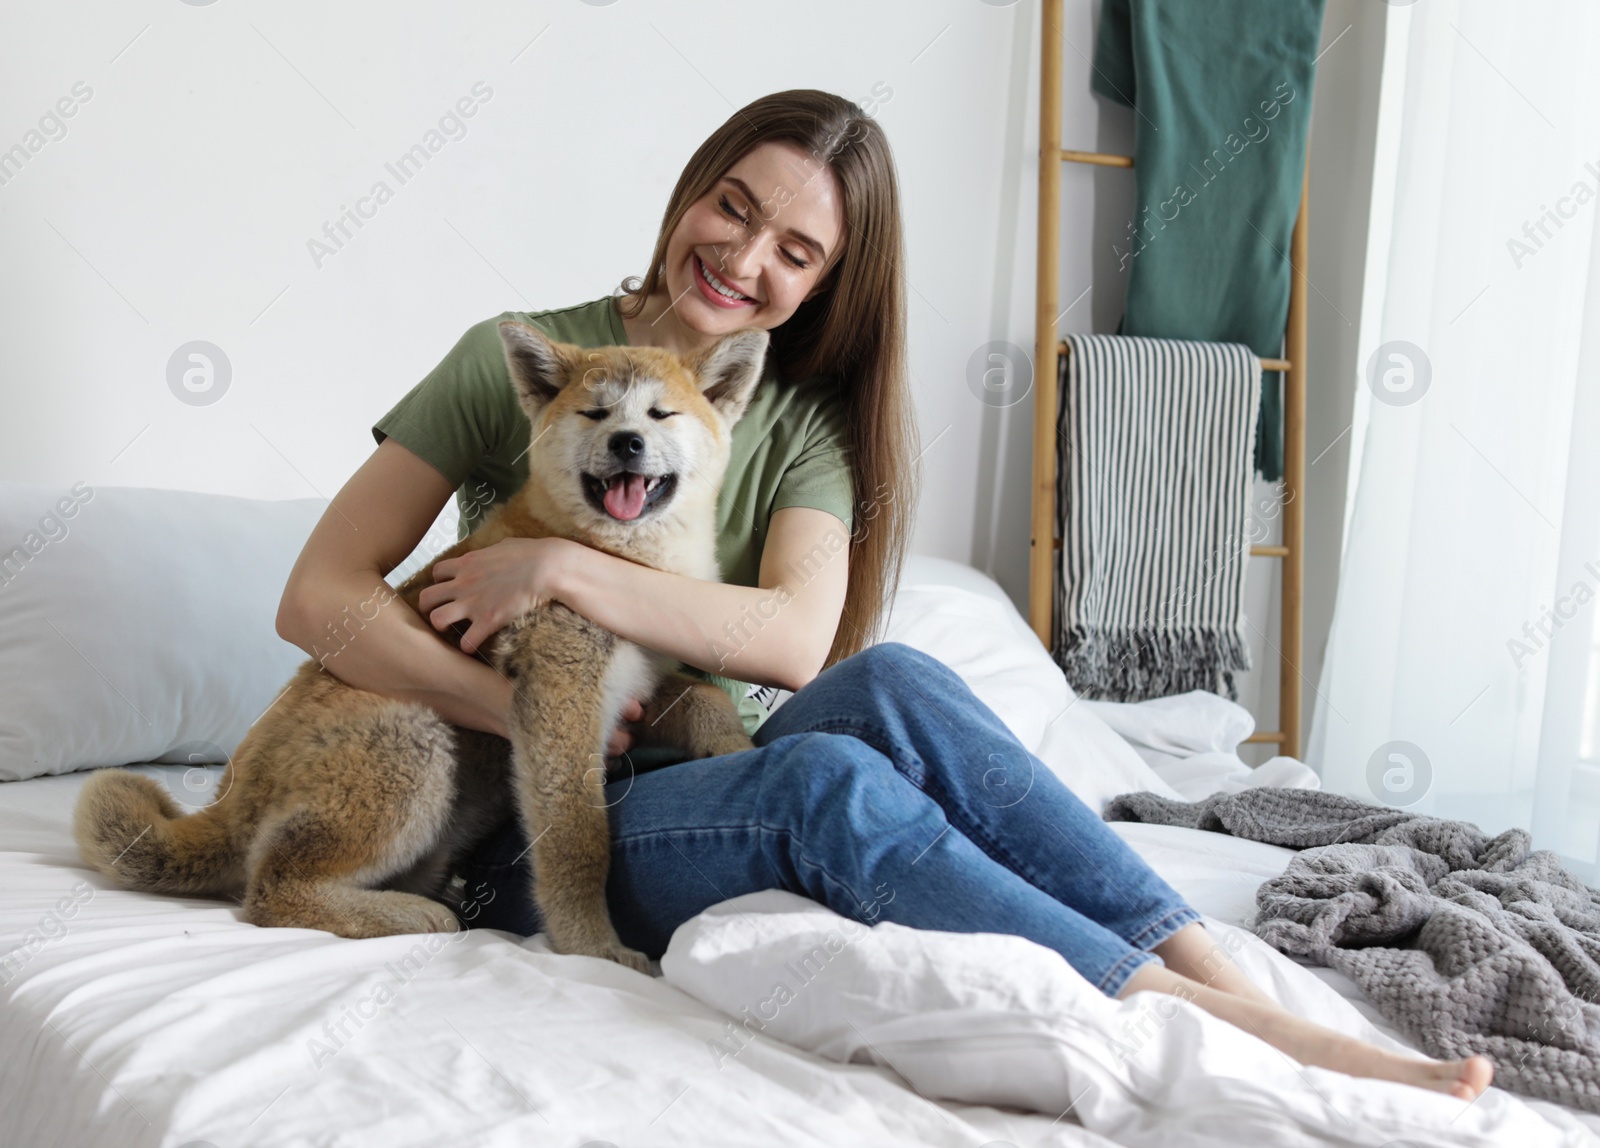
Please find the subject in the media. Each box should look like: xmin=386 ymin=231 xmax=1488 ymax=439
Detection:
xmin=2 ymin=527 xmax=1597 ymax=1147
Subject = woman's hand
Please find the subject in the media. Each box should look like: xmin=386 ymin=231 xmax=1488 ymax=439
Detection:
xmin=418 ymin=536 xmax=579 ymax=656
xmin=608 ymin=698 xmax=645 ymax=757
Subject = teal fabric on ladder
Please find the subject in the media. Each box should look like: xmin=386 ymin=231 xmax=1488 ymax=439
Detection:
xmin=1091 ymin=0 xmax=1326 ymax=482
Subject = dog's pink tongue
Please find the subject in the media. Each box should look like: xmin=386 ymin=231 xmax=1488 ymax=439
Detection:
xmin=604 ymin=474 xmax=648 ymax=520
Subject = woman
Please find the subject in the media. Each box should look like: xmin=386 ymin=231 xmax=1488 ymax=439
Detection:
xmin=277 ymin=89 xmax=1491 ymax=1102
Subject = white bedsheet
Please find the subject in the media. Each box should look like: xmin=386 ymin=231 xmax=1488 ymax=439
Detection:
xmin=5 ymin=765 xmax=1597 ymax=1147
xmin=4 ymin=559 xmax=1597 ymax=1145
xmin=1 ymin=766 xmax=1096 ymax=1148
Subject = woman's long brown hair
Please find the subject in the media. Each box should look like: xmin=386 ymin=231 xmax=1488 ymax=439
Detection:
xmin=617 ymin=89 xmax=918 ymax=667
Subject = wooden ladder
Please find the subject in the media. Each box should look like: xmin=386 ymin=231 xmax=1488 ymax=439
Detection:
xmin=1028 ymin=0 xmax=1308 ymax=756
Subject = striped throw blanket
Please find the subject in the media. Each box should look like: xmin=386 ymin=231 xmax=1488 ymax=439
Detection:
xmin=1055 ymin=334 xmax=1262 ymax=701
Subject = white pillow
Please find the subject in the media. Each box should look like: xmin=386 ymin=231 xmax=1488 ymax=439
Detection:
xmin=882 ymin=583 xmax=1063 ymax=750
xmin=1081 ymin=690 xmax=1257 ymax=767
xmin=880 ymin=575 xmax=1180 ymax=811
xmin=899 ymin=553 xmax=1018 ymax=607
xmin=1033 ymin=698 xmax=1185 ymax=812
xmin=1153 ymin=753 xmax=1322 ymax=802
xmin=0 ymin=482 xmax=326 ymax=781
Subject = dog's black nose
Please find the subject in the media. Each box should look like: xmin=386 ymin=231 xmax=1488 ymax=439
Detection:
xmin=609 ymin=431 xmax=645 ymax=459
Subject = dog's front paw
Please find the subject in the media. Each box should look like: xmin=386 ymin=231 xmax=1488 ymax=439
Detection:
xmin=556 ymin=933 xmax=651 ymax=973
xmin=554 ymin=927 xmax=652 ymax=973
xmin=602 ymin=941 xmax=652 ymax=974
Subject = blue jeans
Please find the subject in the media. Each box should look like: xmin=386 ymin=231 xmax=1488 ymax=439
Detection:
xmin=452 ymin=642 xmax=1200 ymax=997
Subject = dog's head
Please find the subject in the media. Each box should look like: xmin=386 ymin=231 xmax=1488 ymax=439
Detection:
xmin=497 ymin=320 xmax=769 ymax=541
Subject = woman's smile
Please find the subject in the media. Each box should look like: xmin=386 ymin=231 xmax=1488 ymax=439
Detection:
xmin=691 ymin=251 xmax=758 ymax=310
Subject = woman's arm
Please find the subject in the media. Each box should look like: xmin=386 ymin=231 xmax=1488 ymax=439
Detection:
xmin=275 ymin=439 xmax=514 ymax=738
xmin=420 ymin=506 xmax=851 ymax=694
xmin=558 ymin=505 xmax=850 ymax=690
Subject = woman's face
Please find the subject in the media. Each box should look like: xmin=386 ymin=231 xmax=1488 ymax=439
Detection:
xmin=662 ymin=140 xmax=845 ymax=338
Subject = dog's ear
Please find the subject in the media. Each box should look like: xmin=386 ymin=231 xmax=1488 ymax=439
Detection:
xmin=691 ymin=328 xmax=770 ymax=426
xmin=498 ymin=321 xmax=569 ymax=414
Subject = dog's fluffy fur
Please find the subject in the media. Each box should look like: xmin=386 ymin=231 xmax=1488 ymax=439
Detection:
xmin=74 ymin=322 xmax=768 ymax=970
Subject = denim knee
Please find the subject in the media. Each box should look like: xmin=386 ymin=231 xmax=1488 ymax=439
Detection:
xmin=837 ymin=641 xmax=957 ymax=696
xmin=760 ymin=731 xmax=891 ymax=823
xmin=855 ymin=640 xmax=935 ymax=672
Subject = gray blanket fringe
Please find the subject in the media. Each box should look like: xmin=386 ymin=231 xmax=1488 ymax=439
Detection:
xmin=1105 ymin=787 xmax=1600 ymax=1113
xmin=1054 ymin=624 xmax=1251 ymax=702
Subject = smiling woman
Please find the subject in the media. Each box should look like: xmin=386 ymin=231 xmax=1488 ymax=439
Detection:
xmin=612 ymin=93 xmax=919 ymax=671
xmin=338 ymin=92 xmax=919 ymax=720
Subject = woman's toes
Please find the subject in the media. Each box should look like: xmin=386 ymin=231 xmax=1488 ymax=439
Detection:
xmin=1437 ymin=1055 xmax=1494 ymax=1100
xmin=1458 ymin=1055 xmax=1494 ymax=1099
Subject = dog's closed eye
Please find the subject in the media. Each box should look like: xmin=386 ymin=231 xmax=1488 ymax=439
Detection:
xmin=648 ymin=408 xmax=677 ymax=420
xmin=579 ymin=409 xmax=609 ymax=421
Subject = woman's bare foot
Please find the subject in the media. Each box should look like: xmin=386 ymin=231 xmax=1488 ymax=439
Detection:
xmin=1309 ymin=1030 xmax=1495 ymax=1101
xmin=1119 ymin=963 xmax=1495 ymax=1101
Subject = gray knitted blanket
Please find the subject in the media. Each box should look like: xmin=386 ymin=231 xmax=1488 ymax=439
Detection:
xmin=1105 ymin=787 xmax=1600 ymax=1112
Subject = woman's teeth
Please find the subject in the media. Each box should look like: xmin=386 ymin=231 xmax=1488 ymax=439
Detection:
xmin=699 ymin=256 xmax=752 ymax=302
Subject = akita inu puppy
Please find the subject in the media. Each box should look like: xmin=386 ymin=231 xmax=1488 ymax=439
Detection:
xmin=74 ymin=321 xmax=769 ymax=971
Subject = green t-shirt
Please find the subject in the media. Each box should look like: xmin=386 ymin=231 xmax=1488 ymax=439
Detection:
xmin=372 ymin=294 xmax=855 ymax=737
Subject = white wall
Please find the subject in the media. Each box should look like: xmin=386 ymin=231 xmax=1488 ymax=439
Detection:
xmin=2 ymin=0 xmax=1051 ymax=523
xmin=0 ymin=0 xmax=1382 ymax=745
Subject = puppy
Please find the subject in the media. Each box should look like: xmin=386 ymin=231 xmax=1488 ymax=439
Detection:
xmin=74 ymin=322 xmax=766 ymax=970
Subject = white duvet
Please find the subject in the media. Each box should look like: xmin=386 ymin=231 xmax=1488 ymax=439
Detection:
xmin=3 ymin=568 xmax=1597 ymax=1146
xmin=664 ymin=894 xmax=1585 ymax=1148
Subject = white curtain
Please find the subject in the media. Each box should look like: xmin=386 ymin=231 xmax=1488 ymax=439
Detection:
xmin=1310 ymin=0 xmax=1600 ymax=877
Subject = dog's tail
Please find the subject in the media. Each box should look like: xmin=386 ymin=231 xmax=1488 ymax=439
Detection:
xmin=73 ymin=770 xmax=242 ymax=898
